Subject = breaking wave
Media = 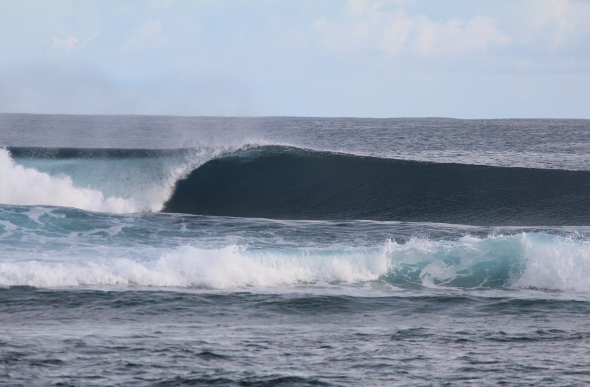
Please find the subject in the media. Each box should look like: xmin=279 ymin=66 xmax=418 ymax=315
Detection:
xmin=0 ymin=149 xmax=142 ymax=213
xmin=163 ymin=146 xmax=590 ymax=226
xmin=1 ymin=233 xmax=589 ymax=292
xmin=4 ymin=145 xmax=590 ymax=226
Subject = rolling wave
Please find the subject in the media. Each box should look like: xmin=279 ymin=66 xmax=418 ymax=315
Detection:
xmin=3 ymin=145 xmax=590 ymax=226
xmin=164 ymin=146 xmax=590 ymax=226
xmin=1 ymin=147 xmax=213 ymax=213
xmin=1 ymin=233 xmax=589 ymax=292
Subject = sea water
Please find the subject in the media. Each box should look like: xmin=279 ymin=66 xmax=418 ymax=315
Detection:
xmin=1 ymin=114 xmax=590 ymax=386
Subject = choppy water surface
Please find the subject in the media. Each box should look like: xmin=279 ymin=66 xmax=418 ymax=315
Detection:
xmin=1 ymin=114 xmax=590 ymax=386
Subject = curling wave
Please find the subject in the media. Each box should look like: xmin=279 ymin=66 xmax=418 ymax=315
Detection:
xmin=164 ymin=146 xmax=590 ymax=226
xmin=4 ymin=145 xmax=590 ymax=226
xmin=1 ymin=147 xmax=212 ymax=213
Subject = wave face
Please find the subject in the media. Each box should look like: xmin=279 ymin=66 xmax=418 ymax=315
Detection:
xmin=4 ymin=116 xmax=590 ymax=387
xmin=164 ymin=146 xmax=590 ymax=226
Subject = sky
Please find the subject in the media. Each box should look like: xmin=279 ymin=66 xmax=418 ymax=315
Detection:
xmin=0 ymin=0 xmax=589 ymax=118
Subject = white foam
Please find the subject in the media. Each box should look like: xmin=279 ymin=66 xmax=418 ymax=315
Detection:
xmin=0 ymin=244 xmax=391 ymax=289
xmin=2 ymin=230 xmax=590 ymax=292
xmin=0 ymin=149 xmax=145 ymax=213
xmin=513 ymin=233 xmax=590 ymax=292
xmin=0 ymin=143 xmax=269 ymax=213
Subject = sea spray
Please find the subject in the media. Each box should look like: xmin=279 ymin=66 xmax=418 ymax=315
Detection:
xmin=0 ymin=149 xmax=142 ymax=213
xmin=3 ymin=115 xmax=590 ymax=386
xmin=514 ymin=233 xmax=590 ymax=292
xmin=3 ymin=143 xmax=272 ymax=213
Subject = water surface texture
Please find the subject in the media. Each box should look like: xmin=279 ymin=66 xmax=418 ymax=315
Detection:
xmin=1 ymin=114 xmax=590 ymax=386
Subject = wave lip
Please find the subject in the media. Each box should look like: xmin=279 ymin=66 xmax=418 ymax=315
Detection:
xmin=5 ymin=144 xmax=590 ymax=226
xmin=0 ymin=146 xmax=219 ymax=213
xmin=163 ymin=146 xmax=590 ymax=226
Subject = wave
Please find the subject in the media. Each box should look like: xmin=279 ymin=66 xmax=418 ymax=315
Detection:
xmin=1 ymin=233 xmax=589 ymax=292
xmin=0 ymin=147 xmax=220 ymax=213
xmin=163 ymin=146 xmax=590 ymax=226
xmin=4 ymin=145 xmax=590 ymax=226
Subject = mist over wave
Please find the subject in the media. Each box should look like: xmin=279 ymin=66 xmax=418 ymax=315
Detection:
xmin=0 ymin=149 xmax=143 ymax=213
xmin=1 ymin=146 xmax=243 ymax=213
xmin=5 ymin=145 xmax=590 ymax=226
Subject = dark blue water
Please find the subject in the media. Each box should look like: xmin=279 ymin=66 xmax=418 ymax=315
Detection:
xmin=1 ymin=114 xmax=590 ymax=386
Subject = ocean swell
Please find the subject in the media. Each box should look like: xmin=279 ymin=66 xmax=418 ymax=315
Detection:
xmin=4 ymin=145 xmax=590 ymax=226
xmin=163 ymin=146 xmax=590 ymax=226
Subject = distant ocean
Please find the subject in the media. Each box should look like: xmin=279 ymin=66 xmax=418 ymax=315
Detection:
xmin=1 ymin=113 xmax=590 ymax=386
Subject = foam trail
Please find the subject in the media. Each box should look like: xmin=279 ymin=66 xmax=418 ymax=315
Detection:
xmin=0 ymin=149 xmax=143 ymax=213
xmin=2 ymin=233 xmax=590 ymax=291
xmin=0 ymin=245 xmax=391 ymax=289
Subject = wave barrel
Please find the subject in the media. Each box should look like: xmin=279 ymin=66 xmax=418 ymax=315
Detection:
xmin=162 ymin=147 xmax=590 ymax=226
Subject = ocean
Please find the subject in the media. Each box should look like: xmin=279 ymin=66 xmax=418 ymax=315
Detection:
xmin=1 ymin=113 xmax=590 ymax=386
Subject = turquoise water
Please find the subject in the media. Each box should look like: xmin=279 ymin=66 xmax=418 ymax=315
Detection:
xmin=1 ymin=114 xmax=590 ymax=386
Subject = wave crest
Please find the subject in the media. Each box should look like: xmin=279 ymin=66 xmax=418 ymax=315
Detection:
xmin=163 ymin=146 xmax=590 ymax=226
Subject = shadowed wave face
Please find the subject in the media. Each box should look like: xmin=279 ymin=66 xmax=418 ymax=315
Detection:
xmin=163 ymin=146 xmax=590 ymax=226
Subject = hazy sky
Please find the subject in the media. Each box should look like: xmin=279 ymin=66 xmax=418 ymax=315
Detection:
xmin=1 ymin=0 xmax=589 ymax=118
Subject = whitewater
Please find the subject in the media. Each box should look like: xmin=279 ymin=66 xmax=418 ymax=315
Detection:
xmin=1 ymin=113 xmax=590 ymax=386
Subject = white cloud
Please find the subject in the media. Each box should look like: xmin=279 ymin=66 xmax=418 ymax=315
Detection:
xmin=51 ymin=36 xmax=79 ymax=50
xmin=526 ymin=0 xmax=590 ymax=48
xmin=414 ymin=15 xmax=511 ymax=56
xmin=82 ymin=31 xmax=100 ymax=48
xmin=378 ymin=15 xmax=412 ymax=55
xmin=313 ymin=0 xmax=511 ymax=57
xmin=121 ymin=20 xmax=168 ymax=51
xmin=530 ymin=0 xmax=572 ymax=44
